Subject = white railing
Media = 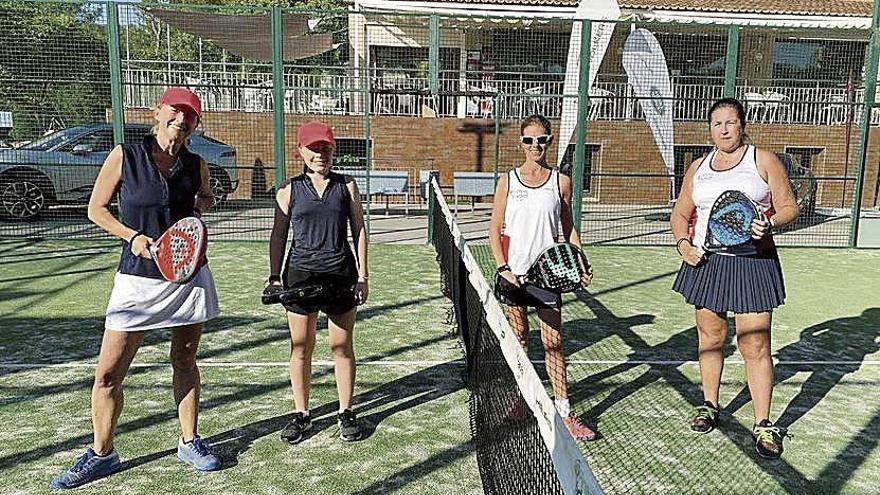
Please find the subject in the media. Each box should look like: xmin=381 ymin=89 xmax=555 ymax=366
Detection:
xmin=122 ymin=63 xmax=880 ymax=125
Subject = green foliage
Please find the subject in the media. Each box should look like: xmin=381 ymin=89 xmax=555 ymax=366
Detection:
xmin=0 ymin=1 xmax=110 ymax=140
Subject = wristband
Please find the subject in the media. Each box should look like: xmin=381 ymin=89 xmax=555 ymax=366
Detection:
xmin=675 ymin=238 xmax=692 ymax=256
xmin=496 ymin=264 xmax=511 ymax=273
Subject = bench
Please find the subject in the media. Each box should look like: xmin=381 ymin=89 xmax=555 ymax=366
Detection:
xmin=453 ymin=171 xmax=498 ymax=215
xmin=337 ymin=168 xmax=410 ymax=215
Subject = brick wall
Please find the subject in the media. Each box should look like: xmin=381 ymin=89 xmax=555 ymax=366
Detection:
xmin=123 ymin=108 xmax=880 ymax=208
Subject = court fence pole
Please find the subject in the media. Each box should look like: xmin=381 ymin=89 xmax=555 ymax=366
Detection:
xmin=723 ymin=25 xmax=740 ymax=98
xmin=849 ymin=1 xmax=880 ymax=247
xmin=271 ymin=6 xmax=285 ymax=189
xmin=571 ymin=19 xmax=592 ymax=235
xmin=362 ymin=17 xmax=373 ymax=234
xmin=107 ymin=1 xmax=124 ymax=146
xmin=493 ymin=93 xmax=501 ymax=184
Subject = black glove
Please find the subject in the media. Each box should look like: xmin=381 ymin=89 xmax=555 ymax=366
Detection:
xmin=262 ymin=280 xmax=286 ymax=305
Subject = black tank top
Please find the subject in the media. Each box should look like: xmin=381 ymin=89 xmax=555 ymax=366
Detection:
xmin=117 ymin=135 xmax=202 ymax=278
xmin=285 ymin=172 xmax=356 ymax=273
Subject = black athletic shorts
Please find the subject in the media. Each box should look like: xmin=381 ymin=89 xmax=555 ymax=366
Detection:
xmin=282 ymin=266 xmax=357 ymax=316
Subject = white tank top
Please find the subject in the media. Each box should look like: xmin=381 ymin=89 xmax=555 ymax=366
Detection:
xmin=691 ymin=145 xmax=772 ymax=249
xmin=503 ymin=167 xmax=561 ymax=275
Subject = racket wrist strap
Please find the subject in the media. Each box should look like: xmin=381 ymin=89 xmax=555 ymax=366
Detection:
xmin=496 ymin=263 xmax=511 ymax=273
xmin=675 ymin=238 xmax=692 ymax=256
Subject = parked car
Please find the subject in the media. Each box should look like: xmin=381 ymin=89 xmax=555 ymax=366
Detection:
xmin=0 ymin=123 xmax=237 ymax=220
xmin=776 ymin=152 xmax=817 ymax=219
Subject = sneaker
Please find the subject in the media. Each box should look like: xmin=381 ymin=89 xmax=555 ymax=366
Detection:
xmin=690 ymin=401 xmax=719 ymax=434
xmin=564 ymin=415 xmax=598 ymax=441
xmin=753 ymin=420 xmax=789 ymax=459
xmin=281 ymin=412 xmax=312 ymax=444
xmin=49 ymin=448 xmax=121 ymax=489
xmin=177 ymin=435 xmax=220 ymax=471
xmin=337 ymin=409 xmax=364 ymax=442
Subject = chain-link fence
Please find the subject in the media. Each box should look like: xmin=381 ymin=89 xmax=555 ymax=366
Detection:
xmin=1 ymin=1 xmax=878 ymax=246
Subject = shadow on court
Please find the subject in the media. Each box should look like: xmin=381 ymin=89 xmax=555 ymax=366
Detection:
xmin=564 ymin=291 xmax=880 ymax=495
xmin=726 ymin=308 xmax=880 ymax=429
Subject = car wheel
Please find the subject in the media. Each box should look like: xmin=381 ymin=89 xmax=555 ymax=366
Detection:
xmin=208 ymin=166 xmax=231 ymax=206
xmin=0 ymin=176 xmax=48 ymax=220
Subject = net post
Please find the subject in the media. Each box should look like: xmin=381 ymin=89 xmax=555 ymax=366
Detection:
xmin=850 ymin=3 xmax=880 ymax=246
xmin=571 ymin=19 xmax=592 ymax=235
xmin=723 ymin=25 xmax=740 ymax=98
xmin=362 ymin=17 xmax=372 ymax=234
xmin=271 ymin=5 xmax=285 ymax=189
xmin=107 ymin=2 xmax=124 ymax=146
xmin=427 ymin=178 xmax=435 ymax=246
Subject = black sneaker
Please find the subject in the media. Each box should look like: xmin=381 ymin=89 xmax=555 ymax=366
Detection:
xmin=753 ymin=420 xmax=789 ymax=459
xmin=690 ymin=401 xmax=719 ymax=434
xmin=280 ymin=412 xmax=312 ymax=444
xmin=337 ymin=409 xmax=364 ymax=442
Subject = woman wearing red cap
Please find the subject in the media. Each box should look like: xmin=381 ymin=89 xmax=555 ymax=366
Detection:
xmin=265 ymin=121 xmax=369 ymax=444
xmin=51 ymin=87 xmax=221 ymax=489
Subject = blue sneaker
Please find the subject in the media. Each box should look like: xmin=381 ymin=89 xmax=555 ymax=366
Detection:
xmin=177 ymin=435 xmax=220 ymax=471
xmin=50 ymin=448 xmax=120 ymax=489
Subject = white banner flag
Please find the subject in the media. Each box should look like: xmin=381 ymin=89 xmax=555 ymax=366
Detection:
xmin=621 ymin=28 xmax=676 ymax=200
xmin=556 ymin=0 xmax=620 ymax=169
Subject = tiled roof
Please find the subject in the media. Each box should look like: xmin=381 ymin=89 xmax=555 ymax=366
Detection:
xmin=414 ymin=0 xmax=874 ymax=17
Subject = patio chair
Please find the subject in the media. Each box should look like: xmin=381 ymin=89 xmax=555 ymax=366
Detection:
xmin=762 ymin=91 xmax=790 ymax=123
xmin=743 ymin=92 xmax=765 ymax=122
xmin=589 ymin=87 xmax=614 ymax=120
xmin=820 ymin=93 xmax=847 ymax=125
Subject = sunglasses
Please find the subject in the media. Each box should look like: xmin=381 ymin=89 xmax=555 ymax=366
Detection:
xmin=520 ymin=134 xmax=552 ymax=146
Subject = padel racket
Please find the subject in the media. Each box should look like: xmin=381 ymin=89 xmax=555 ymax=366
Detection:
xmin=262 ymin=280 xmax=356 ymax=305
xmin=703 ymin=190 xmax=761 ymax=255
xmin=523 ymin=243 xmax=590 ymax=293
xmin=149 ymin=216 xmax=207 ymax=284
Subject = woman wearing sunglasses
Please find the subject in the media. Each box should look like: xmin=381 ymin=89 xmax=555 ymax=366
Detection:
xmin=488 ymin=114 xmax=596 ymax=441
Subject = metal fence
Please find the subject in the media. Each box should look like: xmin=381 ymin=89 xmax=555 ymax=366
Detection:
xmin=1 ymin=1 xmax=879 ymax=247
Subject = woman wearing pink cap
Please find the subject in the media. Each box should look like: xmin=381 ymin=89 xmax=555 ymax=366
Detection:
xmin=51 ymin=87 xmax=221 ymax=489
xmin=265 ymin=121 xmax=369 ymax=444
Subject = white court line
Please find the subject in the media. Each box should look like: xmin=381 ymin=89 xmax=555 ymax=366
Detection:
xmin=2 ymin=359 xmax=880 ymax=369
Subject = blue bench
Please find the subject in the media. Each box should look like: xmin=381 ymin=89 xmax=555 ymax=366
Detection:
xmin=453 ymin=171 xmax=498 ymax=215
xmin=336 ymin=168 xmax=410 ymax=215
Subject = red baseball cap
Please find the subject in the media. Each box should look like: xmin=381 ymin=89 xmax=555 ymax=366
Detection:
xmin=158 ymin=87 xmax=202 ymax=117
xmin=297 ymin=121 xmax=336 ymax=148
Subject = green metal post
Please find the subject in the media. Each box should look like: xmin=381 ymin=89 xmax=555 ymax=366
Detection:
xmin=107 ymin=2 xmax=125 ymax=145
xmin=272 ymin=6 xmax=285 ymax=188
xmin=426 ymin=175 xmax=434 ymax=245
xmin=428 ymin=14 xmax=440 ymax=94
xmin=362 ymin=22 xmax=372 ymax=233
xmin=850 ymin=2 xmax=880 ymax=246
xmin=571 ymin=19 xmax=592 ymax=234
xmin=493 ymin=93 xmax=501 ymax=184
xmin=723 ymin=25 xmax=740 ymax=98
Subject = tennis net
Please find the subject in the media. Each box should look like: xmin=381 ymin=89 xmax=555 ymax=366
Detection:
xmin=428 ymin=177 xmax=603 ymax=495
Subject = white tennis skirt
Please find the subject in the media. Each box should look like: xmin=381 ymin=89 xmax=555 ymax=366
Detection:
xmin=105 ymin=267 xmax=220 ymax=332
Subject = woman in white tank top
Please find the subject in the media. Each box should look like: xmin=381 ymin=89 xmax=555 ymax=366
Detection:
xmin=488 ymin=115 xmax=596 ymax=441
xmin=670 ymin=98 xmax=800 ymax=459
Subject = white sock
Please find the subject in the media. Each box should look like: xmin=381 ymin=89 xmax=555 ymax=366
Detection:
xmin=555 ymin=398 xmax=571 ymax=418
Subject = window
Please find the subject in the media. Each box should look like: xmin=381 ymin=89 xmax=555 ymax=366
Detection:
xmin=334 ymin=138 xmax=371 ymax=169
xmin=773 ymin=40 xmax=866 ymax=84
xmin=784 ymin=147 xmax=823 ymax=170
xmin=560 ymin=144 xmax=601 ymax=195
xmin=62 ymin=129 xmax=113 ymax=153
xmin=674 ymin=145 xmax=714 ymax=196
xmin=654 ymin=33 xmax=727 ymax=80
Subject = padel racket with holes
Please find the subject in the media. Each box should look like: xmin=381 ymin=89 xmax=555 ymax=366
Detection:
xmin=523 ymin=243 xmax=590 ymax=293
xmin=149 ymin=216 xmax=207 ymax=284
xmin=704 ymin=190 xmax=761 ymax=255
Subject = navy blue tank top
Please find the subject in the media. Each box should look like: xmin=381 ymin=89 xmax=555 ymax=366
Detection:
xmin=117 ymin=135 xmax=202 ymax=279
xmin=285 ymin=172 xmax=356 ymax=273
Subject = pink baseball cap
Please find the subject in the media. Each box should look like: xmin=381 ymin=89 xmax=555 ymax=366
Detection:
xmin=297 ymin=121 xmax=336 ymax=148
xmin=158 ymin=87 xmax=202 ymax=117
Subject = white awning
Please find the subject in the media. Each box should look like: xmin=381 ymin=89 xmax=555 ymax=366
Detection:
xmin=635 ymin=10 xmax=871 ymax=30
xmin=354 ymin=0 xmax=591 ymax=19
